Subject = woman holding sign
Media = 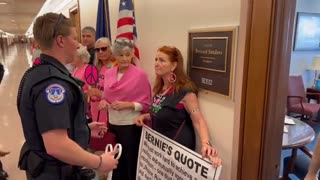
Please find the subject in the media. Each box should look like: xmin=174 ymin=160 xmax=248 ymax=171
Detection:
xmin=99 ymin=39 xmax=152 ymax=180
xmin=135 ymin=46 xmax=222 ymax=167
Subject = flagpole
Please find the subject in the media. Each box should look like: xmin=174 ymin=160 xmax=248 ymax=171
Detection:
xmin=132 ymin=0 xmax=135 ymax=10
xmin=104 ymin=0 xmax=111 ymax=40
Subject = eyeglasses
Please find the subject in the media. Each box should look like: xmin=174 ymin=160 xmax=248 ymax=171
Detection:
xmin=94 ymin=47 xmax=108 ymax=52
xmin=52 ymin=13 xmax=66 ymax=38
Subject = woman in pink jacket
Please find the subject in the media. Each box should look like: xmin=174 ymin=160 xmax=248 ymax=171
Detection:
xmin=71 ymin=45 xmax=90 ymax=91
xmin=87 ymin=37 xmax=117 ymax=151
xmin=99 ymin=39 xmax=152 ymax=180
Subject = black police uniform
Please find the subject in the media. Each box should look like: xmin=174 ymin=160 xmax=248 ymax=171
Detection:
xmin=17 ymin=54 xmax=92 ymax=180
xmin=0 ymin=62 xmax=4 ymax=83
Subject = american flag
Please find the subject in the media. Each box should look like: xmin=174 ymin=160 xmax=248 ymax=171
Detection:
xmin=116 ymin=0 xmax=140 ymax=62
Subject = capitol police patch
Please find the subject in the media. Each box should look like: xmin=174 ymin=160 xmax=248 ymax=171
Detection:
xmin=45 ymin=84 xmax=66 ymax=104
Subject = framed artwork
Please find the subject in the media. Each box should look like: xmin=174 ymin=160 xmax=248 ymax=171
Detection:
xmin=187 ymin=27 xmax=237 ymax=99
xmin=293 ymin=12 xmax=320 ymax=51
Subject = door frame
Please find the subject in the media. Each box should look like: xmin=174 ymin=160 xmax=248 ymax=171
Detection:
xmin=69 ymin=2 xmax=81 ymax=42
xmin=237 ymin=0 xmax=296 ymax=179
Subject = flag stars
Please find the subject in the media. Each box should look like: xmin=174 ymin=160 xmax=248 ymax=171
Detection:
xmin=121 ymin=1 xmax=126 ymax=6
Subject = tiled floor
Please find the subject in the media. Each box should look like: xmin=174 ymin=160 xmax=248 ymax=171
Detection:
xmin=0 ymin=43 xmax=31 ymax=180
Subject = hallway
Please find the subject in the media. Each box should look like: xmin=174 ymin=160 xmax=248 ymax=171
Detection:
xmin=0 ymin=44 xmax=31 ymax=179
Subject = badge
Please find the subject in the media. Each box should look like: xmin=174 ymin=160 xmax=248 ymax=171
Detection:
xmin=45 ymin=84 xmax=66 ymax=104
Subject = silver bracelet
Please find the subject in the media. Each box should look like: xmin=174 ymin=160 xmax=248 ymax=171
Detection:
xmin=190 ymin=108 xmax=200 ymax=113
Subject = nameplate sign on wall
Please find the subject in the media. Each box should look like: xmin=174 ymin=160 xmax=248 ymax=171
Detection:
xmin=188 ymin=27 xmax=237 ymax=99
xmin=136 ymin=126 xmax=222 ymax=180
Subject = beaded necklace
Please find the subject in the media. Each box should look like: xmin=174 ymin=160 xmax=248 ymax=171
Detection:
xmin=151 ymin=86 xmax=172 ymax=113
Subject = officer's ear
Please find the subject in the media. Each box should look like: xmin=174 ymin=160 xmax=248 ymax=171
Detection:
xmin=55 ymin=35 xmax=65 ymax=48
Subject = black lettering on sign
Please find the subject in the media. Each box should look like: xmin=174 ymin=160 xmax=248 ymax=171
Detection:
xmin=174 ymin=150 xmax=208 ymax=178
xmin=145 ymin=131 xmax=173 ymax=155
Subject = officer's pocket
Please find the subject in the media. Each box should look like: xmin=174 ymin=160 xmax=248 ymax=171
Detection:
xmin=27 ymin=151 xmax=45 ymax=178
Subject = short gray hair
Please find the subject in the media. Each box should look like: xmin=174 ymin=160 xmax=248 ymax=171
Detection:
xmin=112 ymin=39 xmax=134 ymax=55
xmin=75 ymin=45 xmax=90 ymax=63
xmin=81 ymin=26 xmax=96 ymax=35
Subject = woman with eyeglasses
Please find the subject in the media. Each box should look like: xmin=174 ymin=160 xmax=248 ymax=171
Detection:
xmin=86 ymin=37 xmax=118 ymax=150
xmin=98 ymin=39 xmax=152 ymax=180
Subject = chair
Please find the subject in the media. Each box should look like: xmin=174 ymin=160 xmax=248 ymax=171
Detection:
xmin=283 ymin=146 xmax=318 ymax=179
xmin=287 ymin=76 xmax=320 ymax=120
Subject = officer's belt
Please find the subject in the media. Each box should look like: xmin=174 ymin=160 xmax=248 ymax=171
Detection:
xmin=41 ymin=164 xmax=95 ymax=180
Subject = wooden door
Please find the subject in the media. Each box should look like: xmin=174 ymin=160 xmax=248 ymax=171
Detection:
xmin=69 ymin=4 xmax=81 ymax=42
xmin=238 ymin=0 xmax=297 ymax=179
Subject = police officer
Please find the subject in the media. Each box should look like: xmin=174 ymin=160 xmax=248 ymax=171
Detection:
xmin=17 ymin=13 xmax=118 ymax=180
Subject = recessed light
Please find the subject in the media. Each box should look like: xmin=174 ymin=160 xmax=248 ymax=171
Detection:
xmin=0 ymin=2 xmax=7 ymax=5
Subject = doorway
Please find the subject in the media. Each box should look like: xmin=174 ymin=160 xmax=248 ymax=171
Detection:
xmin=69 ymin=4 xmax=81 ymax=42
xmin=237 ymin=0 xmax=297 ymax=179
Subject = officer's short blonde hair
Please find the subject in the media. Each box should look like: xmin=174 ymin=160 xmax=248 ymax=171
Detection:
xmin=33 ymin=13 xmax=74 ymax=50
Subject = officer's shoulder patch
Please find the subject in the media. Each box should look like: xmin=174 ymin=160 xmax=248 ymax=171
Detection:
xmin=45 ymin=83 xmax=66 ymax=104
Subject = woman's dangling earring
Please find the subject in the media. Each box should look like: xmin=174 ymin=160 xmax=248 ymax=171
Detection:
xmin=168 ymin=71 xmax=176 ymax=83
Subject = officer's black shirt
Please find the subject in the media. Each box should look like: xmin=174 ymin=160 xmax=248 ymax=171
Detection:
xmin=17 ymin=54 xmax=90 ymax=159
xmin=0 ymin=63 xmax=4 ymax=83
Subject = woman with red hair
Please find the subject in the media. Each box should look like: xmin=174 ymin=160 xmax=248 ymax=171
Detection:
xmin=135 ymin=46 xmax=222 ymax=167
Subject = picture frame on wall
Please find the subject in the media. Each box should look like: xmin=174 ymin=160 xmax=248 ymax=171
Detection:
xmin=187 ymin=26 xmax=237 ymax=99
xmin=293 ymin=12 xmax=320 ymax=51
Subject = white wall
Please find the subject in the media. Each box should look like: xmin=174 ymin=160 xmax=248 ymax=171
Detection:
xmin=290 ymin=0 xmax=320 ymax=87
xmin=79 ymin=1 xmax=241 ymax=179
xmin=79 ymin=0 xmax=99 ymax=29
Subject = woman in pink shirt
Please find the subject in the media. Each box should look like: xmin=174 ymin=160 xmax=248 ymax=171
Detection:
xmin=71 ymin=45 xmax=90 ymax=92
xmin=87 ymin=37 xmax=117 ymax=151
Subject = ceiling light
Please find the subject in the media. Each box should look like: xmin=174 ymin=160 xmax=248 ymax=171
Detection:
xmin=0 ymin=2 xmax=7 ymax=5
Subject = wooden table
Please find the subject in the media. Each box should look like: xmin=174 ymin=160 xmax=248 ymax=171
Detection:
xmin=282 ymin=117 xmax=315 ymax=179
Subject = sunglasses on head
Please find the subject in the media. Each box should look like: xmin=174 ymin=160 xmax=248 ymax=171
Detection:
xmin=94 ymin=47 xmax=108 ymax=52
xmin=52 ymin=13 xmax=66 ymax=38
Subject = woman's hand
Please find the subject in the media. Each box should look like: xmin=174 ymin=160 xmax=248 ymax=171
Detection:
xmin=98 ymin=100 xmax=109 ymax=110
xmin=135 ymin=114 xmax=146 ymax=126
xmin=88 ymin=122 xmax=107 ymax=138
xmin=86 ymin=88 xmax=101 ymax=97
xmin=110 ymin=101 xmax=132 ymax=111
xmin=201 ymin=143 xmax=222 ymax=168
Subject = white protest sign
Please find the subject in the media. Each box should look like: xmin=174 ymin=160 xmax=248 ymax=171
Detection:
xmin=136 ymin=126 xmax=222 ymax=180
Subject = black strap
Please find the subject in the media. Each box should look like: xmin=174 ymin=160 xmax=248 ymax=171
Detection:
xmin=17 ymin=65 xmax=40 ymax=113
xmin=173 ymin=120 xmax=186 ymax=140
